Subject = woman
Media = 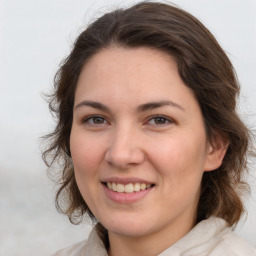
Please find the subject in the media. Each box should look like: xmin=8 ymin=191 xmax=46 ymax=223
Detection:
xmin=43 ymin=2 xmax=256 ymax=255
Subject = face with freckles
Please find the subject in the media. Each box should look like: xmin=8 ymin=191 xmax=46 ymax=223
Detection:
xmin=70 ymin=46 xmax=225 ymax=244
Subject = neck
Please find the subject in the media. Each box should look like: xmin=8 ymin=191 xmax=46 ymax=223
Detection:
xmin=108 ymin=213 xmax=196 ymax=256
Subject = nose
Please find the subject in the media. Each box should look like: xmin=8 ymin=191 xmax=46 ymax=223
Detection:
xmin=104 ymin=126 xmax=145 ymax=169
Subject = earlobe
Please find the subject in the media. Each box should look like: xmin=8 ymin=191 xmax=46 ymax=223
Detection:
xmin=204 ymin=136 xmax=229 ymax=172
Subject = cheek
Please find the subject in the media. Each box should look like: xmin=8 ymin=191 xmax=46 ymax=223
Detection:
xmin=150 ymin=138 xmax=198 ymax=167
xmin=70 ymin=130 xmax=105 ymax=176
xmin=148 ymin=132 xmax=207 ymax=182
xmin=70 ymin=131 xmax=106 ymax=208
xmin=151 ymin=137 xmax=205 ymax=209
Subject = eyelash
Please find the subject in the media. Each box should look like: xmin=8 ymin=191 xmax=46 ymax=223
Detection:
xmin=82 ymin=115 xmax=108 ymax=125
xmin=146 ymin=115 xmax=174 ymax=126
xmin=82 ymin=115 xmax=173 ymax=126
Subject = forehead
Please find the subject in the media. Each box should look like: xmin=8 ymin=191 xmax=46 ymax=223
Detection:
xmin=75 ymin=46 xmax=198 ymax=111
xmin=79 ymin=46 xmax=175 ymax=82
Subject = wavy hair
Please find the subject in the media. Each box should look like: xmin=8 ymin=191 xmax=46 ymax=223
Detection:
xmin=43 ymin=1 xmax=254 ymax=241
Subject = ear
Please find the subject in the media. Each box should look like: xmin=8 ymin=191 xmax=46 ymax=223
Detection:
xmin=203 ymin=134 xmax=229 ymax=172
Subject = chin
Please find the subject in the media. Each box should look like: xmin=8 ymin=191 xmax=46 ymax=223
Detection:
xmin=101 ymin=214 xmax=157 ymax=238
xmin=108 ymin=225 xmax=151 ymax=238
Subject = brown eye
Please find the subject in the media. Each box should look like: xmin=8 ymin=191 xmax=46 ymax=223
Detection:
xmin=154 ymin=117 xmax=168 ymax=124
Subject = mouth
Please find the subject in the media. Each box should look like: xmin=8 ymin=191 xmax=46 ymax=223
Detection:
xmin=103 ymin=182 xmax=154 ymax=193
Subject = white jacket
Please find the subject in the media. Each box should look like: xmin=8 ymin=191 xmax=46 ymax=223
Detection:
xmin=53 ymin=217 xmax=256 ymax=256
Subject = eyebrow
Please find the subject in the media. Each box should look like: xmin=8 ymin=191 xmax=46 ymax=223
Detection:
xmin=74 ymin=100 xmax=185 ymax=112
xmin=75 ymin=100 xmax=111 ymax=113
xmin=137 ymin=100 xmax=185 ymax=112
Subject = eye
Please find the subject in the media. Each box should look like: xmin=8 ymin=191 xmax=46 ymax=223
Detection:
xmin=147 ymin=115 xmax=173 ymax=125
xmin=82 ymin=115 xmax=108 ymax=125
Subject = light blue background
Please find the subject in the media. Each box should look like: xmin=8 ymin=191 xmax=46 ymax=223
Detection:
xmin=0 ymin=0 xmax=255 ymax=255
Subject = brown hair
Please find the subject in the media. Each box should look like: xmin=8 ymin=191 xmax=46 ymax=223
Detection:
xmin=43 ymin=1 xmax=254 ymax=234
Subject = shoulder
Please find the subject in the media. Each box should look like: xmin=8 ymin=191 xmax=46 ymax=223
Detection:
xmin=194 ymin=217 xmax=256 ymax=256
xmin=212 ymin=230 xmax=256 ymax=256
xmin=163 ymin=217 xmax=256 ymax=256
xmin=52 ymin=240 xmax=87 ymax=256
xmin=51 ymin=225 xmax=108 ymax=256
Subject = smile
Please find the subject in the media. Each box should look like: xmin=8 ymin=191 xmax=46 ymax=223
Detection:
xmin=106 ymin=182 xmax=153 ymax=193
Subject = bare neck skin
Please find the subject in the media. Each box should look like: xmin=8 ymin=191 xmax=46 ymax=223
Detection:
xmin=108 ymin=207 xmax=197 ymax=256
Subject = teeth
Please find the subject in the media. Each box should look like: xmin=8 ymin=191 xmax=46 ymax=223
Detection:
xmin=106 ymin=182 xmax=153 ymax=193
xmin=112 ymin=183 xmax=117 ymax=192
xmin=117 ymin=184 xmax=125 ymax=193
xmin=107 ymin=182 xmax=112 ymax=189
xmin=140 ymin=183 xmax=146 ymax=190
xmin=124 ymin=183 xmax=134 ymax=193
xmin=134 ymin=183 xmax=140 ymax=192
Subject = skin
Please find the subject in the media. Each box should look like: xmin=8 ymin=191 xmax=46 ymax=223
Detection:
xmin=70 ymin=46 xmax=226 ymax=256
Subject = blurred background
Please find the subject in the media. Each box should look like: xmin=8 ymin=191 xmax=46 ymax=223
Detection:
xmin=0 ymin=0 xmax=255 ymax=255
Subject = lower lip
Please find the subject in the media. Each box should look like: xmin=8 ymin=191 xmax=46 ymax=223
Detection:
xmin=102 ymin=184 xmax=154 ymax=204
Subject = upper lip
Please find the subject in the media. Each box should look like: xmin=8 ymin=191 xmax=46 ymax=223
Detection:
xmin=101 ymin=177 xmax=155 ymax=185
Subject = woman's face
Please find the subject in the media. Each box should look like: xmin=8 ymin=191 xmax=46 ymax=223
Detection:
xmin=70 ymin=46 xmax=221 ymax=242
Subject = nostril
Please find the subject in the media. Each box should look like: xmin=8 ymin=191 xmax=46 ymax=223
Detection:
xmin=104 ymin=138 xmax=145 ymax=168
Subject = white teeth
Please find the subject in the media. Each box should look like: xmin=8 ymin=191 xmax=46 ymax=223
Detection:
xmin=134 ymin=183 xmax=140 ymax=192
xmin=106 ymin=182 xmax=152 ymax=193
xmin=140 ymin=183 xmax=146 ymax=190
xmin=124 ymin=183 xmax=134 ymax=193
xmin=112 ymin=183 xmax=117 ymax=192
xmin=116 ymin=184 xmax=125 ymax=193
